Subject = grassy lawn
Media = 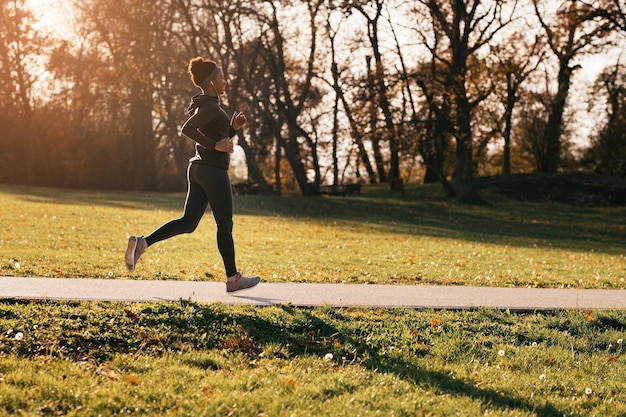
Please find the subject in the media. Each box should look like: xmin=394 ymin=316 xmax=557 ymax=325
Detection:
xmin=1 ymin=183 xmax=624 ymax=288
xmin=1 ymin=301 xmax=625 ymax=416
xmin=0 ymin=182 xmax=625 ymax=416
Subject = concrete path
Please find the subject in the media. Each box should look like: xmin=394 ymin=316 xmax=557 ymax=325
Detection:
xmin=1 ymin=277 xmax=625 ymax=310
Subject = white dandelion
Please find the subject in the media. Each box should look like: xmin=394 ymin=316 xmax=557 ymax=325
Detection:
xmin=585 ymin=388 xmax=593 ymax=395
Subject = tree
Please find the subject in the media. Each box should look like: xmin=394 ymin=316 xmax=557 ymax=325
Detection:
xmin=319 ymin=6 xmax=377 ymax=186
xmin=69 ymin=0 xmax=180 ymax=190
xmin=584 ymin=62 xmax=626 ymax=177
xmin=490 ymin=32 xmax=544 ymax=176
xmin=415 ymin=0 xmax=518 ymax=203
xmin=414 ymin=59 xmax=456 ymax=195
xmin=582 ymin=0 xmax=626 ymax=32
xmin=0 ymin=0 xmax=51 ymax=184
xmin=533 ymin=0 xmax=613 ymax=173
xmin=253 ymin=0 xmax=325 ymax=195
xmin=346 ymin=0 xmax=401 ymax=182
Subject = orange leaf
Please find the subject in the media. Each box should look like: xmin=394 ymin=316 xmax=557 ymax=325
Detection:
xmin=608 ymin=355 xmax=618 ymax=363
xmin=431 ymin=318 xmax=442 ymax=327
xmin=410 ymin=328 xmax=419 ymax=337
xmin=285 ymin=378 xmax=296 ymax=386
xmin=334 ymin=340 xmax=341 ymax=347
xmin=124 ymin=308 xmax=139 ymax=320
xmin=125 ymin=375 xmax=139 ymax=384
xmin=545 ymin=357 xmax=555 ymax=364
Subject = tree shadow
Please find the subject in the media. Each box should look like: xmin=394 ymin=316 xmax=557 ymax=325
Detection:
xmin=216 ymin=305 xmax=566 ymax=416
xmin=4 ymin=184 xmax=625 ymax=255
xmin=1 ymin=299 xmax=569 ymax=415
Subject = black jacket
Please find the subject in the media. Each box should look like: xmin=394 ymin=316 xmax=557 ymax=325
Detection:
xmin=181 ymin=94 xmax=238 ymax=169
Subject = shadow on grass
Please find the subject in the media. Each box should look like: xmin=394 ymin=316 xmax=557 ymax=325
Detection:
xmin=0 ymin=299 xmax=578 ymax=415
xmin=3 ymin=183 xmax=625 ymax=255
xmin=231 ymin=305 xmax=565 ymax=416
xmin=1 ymin=184 xmax=182 ymax=212
xmin=374 ymin=356 xmax=563 ymax=416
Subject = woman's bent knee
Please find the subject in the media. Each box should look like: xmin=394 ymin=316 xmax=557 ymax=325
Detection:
xmin=179 ymin=217 xmax=201 ymax=234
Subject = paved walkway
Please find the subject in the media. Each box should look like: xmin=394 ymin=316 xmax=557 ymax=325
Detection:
xmin=1 ymin=277 xmax=625 ymax=310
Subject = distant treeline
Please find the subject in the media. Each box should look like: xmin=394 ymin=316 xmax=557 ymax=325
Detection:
xmin=1 ymin=0 xmax=625 ymax=202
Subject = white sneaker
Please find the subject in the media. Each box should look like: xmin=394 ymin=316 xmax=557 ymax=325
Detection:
xmin=226 ymin=272 xmax=260 ymax=293
xmin=125 ymin=236 xmax=147 ymax=272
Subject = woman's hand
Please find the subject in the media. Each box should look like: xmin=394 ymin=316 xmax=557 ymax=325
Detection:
xmin=215 ymin=138 xmax=234 ymax=153
xmin=230 ymin=111 xmax=247 ymax=130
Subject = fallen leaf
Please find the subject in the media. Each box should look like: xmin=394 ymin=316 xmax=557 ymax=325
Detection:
xmin=124 ymin=308 xmax=139 ymax=320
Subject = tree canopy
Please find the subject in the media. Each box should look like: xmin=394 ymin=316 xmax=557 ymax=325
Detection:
xmin=0 ymin=0 xmax=624 ymax=202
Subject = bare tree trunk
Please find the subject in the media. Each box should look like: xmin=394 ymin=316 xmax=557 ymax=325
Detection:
xmin=274 ymin=138 xmax=282 ymax=196
xmin=542 ymin=63 xmax=573 ymax=173
xmin=503 ymin=75 xmax=515 ymax=176
xmin=280 ymin=133 xmax=310 ymax=194
xmin=454 ymin=86 xmax=482 ymax=204
xmin=332 ymin=85 xmax=340 ymax=186
xmin=331 ymin=65 xmax=377 ymax=183
xmin=366 ymin=55 xmax=387 ymax=183
xmin=236 ymin=131 xmax=271 ymax=195
xmin=266 ymin=0 xmax=323 ymax=195
xmin=354 ymin=0 xmax=400 ymax=180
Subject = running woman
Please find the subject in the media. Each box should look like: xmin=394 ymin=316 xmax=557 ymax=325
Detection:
xmin=125 ymin=57 xmax=260 ymax=293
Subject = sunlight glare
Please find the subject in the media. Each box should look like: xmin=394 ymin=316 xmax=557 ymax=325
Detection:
xmin=25 ymin=0 xmax=76 ymax=40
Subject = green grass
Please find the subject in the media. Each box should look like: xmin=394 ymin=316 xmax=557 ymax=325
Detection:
xmin=1 ymin=301 xmax=625 ymax=416
xmin=1 ymin=183 xmax=624 ymax=288
xmin=1 ymin=183 xmax=625 ymax=416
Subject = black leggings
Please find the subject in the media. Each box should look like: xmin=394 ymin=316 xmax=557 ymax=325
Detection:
xmin=145 ymin=163 xmax=236 ymax=277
